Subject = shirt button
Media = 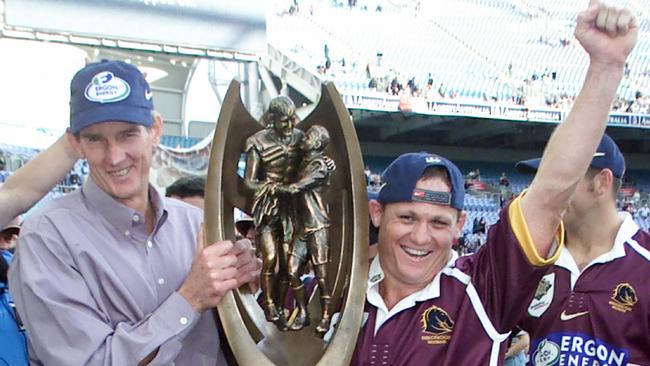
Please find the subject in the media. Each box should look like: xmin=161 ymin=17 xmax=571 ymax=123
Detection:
xmin=133 ymin=215 xmax=140 ymax=222
xmin=157 ymin=278 xmax=165 ymax=285
xmin=147 ymin=240 xmax=153 ymax=248
xmin=180 ymin=317 xmax=188 ymax=325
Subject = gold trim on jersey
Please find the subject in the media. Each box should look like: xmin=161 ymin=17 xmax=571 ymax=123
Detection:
xmin=508 ymin=192 xmax=564 ymax=267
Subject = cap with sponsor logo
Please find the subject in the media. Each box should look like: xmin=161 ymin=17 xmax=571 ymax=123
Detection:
xmin=516 ymin=134 xmax=625 ymax=178
xmin=70 ymin=60 xmax=154 ymax=134
xmin=377 ymin=152 xmax=465 ymax=210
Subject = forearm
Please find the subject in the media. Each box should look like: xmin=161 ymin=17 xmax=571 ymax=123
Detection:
xmin=522 ymin=63 xmax=624 ymax=257
xmin=520 ymin=1 xmax=636 ymax=257
xmin=533 ymin=63 xmax=623 ymax=206
xmin=0 ymin=135 xmax=77 ymax=226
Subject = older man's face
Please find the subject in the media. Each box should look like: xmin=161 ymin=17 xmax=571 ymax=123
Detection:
xmin=70 ymin=119 xmax=162 ymax=211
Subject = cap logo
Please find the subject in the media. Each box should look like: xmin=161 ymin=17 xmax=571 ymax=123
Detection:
xmin=425 ymin=156 xmax=441 ymax=163
xmin=84 ymin=71 xmax=131 ymax=104
xmin=593 ymin=152 xmax=606 ymax=157
xmin=145 ymin=90 xmax=153 ymax=100
xmin=412 ymin=188 xmax=451 ymax=206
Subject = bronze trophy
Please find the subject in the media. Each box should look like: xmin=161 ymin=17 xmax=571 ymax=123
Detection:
xmin=205 ymin=80 xmax=368 ymax=366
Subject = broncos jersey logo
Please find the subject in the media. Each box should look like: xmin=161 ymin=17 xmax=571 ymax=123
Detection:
xmin=609 ymin=283 xmax=637 ymax=313
xmin=421 ymin=305 xmax=454 ymax=335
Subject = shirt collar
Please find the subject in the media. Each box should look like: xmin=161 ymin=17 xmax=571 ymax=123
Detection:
xmin=555 ymin=211 xmax=639 ymax=272
xmin=367 ymin=250 xmax=458 ymax=304
xmin=82 ymin=177 xmax=168 ymax=235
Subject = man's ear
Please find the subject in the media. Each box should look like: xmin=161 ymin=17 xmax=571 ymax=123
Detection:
xmin=368 ymin=200 xmax=383 ymax=228
xmin=593 ymin=169 xmax=614 ymax=196
xmin=66 ymin=128 xmax=84 ymax=158
xmin=151 ymin=112 xmax=163 ymax=146
xmin=455 ymin=211 xmax=467 ymax=238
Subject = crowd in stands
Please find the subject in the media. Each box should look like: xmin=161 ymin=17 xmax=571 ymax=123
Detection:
xmin=271 ymin=0 xmax=650 ymax=116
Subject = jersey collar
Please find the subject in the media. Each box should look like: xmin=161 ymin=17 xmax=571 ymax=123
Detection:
xmin=367 ymin=251 xmax=458 ymax=306
xmin=555 ymin=211 xmax=639 ymax=274
xmin=366 ymin=252 xmax=457 ymax=334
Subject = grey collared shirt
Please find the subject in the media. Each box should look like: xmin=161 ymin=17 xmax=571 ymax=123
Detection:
xmin=9 ymin=178 xmax=225 ymax=365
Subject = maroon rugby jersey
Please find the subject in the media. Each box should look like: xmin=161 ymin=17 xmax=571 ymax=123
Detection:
xmin=521 ymin=213 xmax=650 ymax=366
xmin=351 ymin=196 xmax=562 ymax=366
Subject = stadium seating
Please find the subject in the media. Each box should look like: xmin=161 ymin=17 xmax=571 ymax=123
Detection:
xmin=269 ymin=0 xmax=650 ymax=102
xmin=160 ymin=135 xmax=201 ymax=149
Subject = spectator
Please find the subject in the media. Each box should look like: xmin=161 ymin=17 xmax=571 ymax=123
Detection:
xmin=234 ymin=210 xmax=255 ymax=244
xmin=165 ymin=175 xmax=205 ymax=209
xmin=499 ymin=172 xmax=510 ymax=188
xmin=1 ymin=248 xmax=28 ymax=366
xmin=0 ymin=217 xmax=20 ymax=254
xmin=472 ymin=216 xmax=487 ymax=235
xmin=367 ymin=173 xmax=382 ymax=194
xmin=638 ymin=204 xmax=650 ymax=231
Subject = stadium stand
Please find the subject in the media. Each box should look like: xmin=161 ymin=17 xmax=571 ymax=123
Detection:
xmin=160 ymin=135 xmax=201 ymax=149
xmin=269 ymin=0 xmax=650 ymax=106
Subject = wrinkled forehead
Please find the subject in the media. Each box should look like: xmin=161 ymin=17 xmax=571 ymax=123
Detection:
xmin=78 ymin=120 xmax=145 ymax=135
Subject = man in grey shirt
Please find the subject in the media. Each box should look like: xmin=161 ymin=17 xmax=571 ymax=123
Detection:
xmin=9 ymin=60 xmax=260 ymax=365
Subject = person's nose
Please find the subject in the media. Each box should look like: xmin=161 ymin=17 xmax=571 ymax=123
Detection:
xmin=410 ymin=221 xmax=430 ymax=246
xmin=105 ymin=141 xmax=126 ymax=165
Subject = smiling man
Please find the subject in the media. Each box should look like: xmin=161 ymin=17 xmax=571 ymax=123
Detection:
xmin=351 ymin=152 xmax=558 ymax=365
xmin=9 ymin=60 xmax=260 ymax=366
xmin=350 ymin=1 xmax=637 ymax=364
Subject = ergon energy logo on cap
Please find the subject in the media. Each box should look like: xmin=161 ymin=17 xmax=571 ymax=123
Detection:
xmin=84 ymin=71 xmax=131 ymax=104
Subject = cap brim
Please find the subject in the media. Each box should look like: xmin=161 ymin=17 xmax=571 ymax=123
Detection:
xmin=71 ymin=104 xmax=152 ymax=134
xmin=515 ymin=158 xmax=541 ymax=174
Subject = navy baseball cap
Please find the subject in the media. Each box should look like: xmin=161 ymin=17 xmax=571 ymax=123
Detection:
xmin=70 ymin=60 xmax=154 ymax=134
xmin=516 ymin=134 xmax=625 ymax=178
xmin=377 ymin=152 xmax=465 ymax=210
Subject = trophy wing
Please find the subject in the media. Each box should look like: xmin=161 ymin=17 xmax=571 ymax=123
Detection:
xmin=206 ymin=79 xmax=262 ymax=241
